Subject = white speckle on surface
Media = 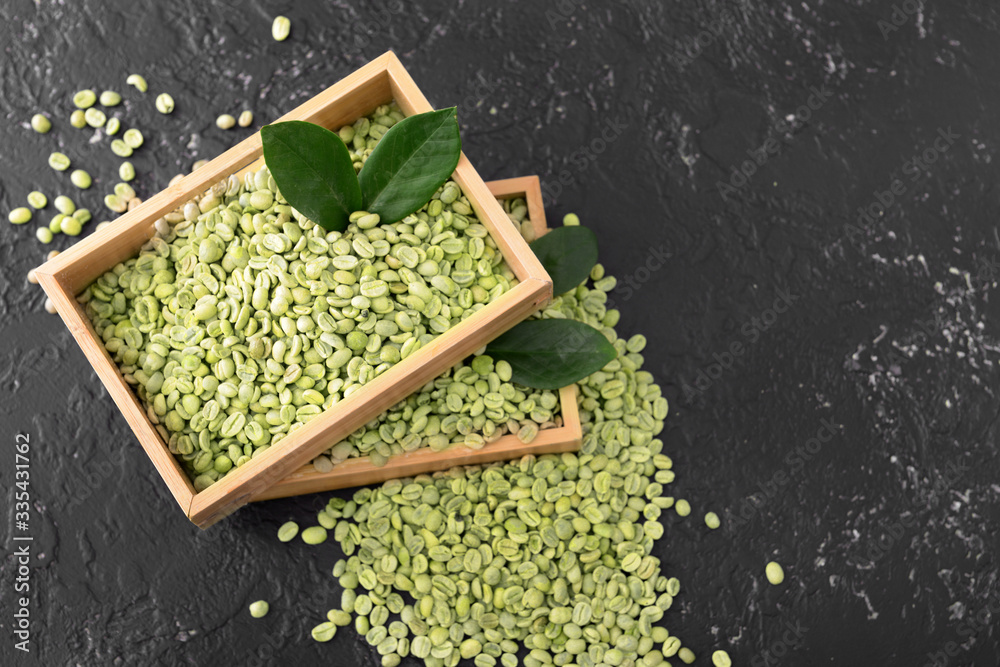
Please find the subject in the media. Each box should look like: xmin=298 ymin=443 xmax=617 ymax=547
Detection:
xmin=853 ymin=586 xmax=879 ymax=620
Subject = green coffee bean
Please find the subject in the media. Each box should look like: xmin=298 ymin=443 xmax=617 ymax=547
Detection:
xmin=73 ymin=89 xmax=96 ymax=109
xmin=36 ymin=227 xmax=53 ymax=244
xmin=49 ymin=153 xmax=71 ymax=171
xmin=113 ymin=182 xmax=136 ymax=202
xmin=661 ymin=636 xmax=681 ymax=658
xmin=60 ymin=216 xmax=83 ymax=236
xmin=678 ymin=647 xmax=695 ymax=664
xmin=302 ymin=526 xmax=328 ymax=545
xmin=704 ymin=512 xmax=720 ymax=529
xmin=765 ymin=561 xmax=784 ymax=585
xmin=84 ymin=108 xmax=106 ymax=128
xmin=675 ymin=499 xmax=690 ymax=517
xmin=30 ymin=114 xmax=51 ymax=134
xmin=327 ymin=609 xmax=352 ymax=626
xmin=120 ymin=161 xmax=136 ymax=182
xmin=104 ymin=194 xmax=125 ymax=213
xmin=712 ymin=650 xmax=732 ymax=667
xmin=74 ymin=209 xmax=91 ymax=224
xmin=126 ymin=74 xmax=148 ymax=92
xmin=354 ymin=595 xmax=373 ymax=616
xmin=100 ymin=90 xmax=122 ymax=107
xmin=27 ymin=192 xmax=47 ymax=210
xmin=272 ymin=15 xmax=291 ymax=41
xmin=217 ymin=114 xmax=236 ymax=130
xmin=474 ymin=654 xmax=495 ymax=667
xmin=8 ymin=208 xmax=32 ymax=225
xmin=70 ymin=170 xmax=92 ymax=190
xmin=238 ymin=110 xmax=254 ymax=127
xmin=249 ymin=600 xmax=269 ymax=618
xmin=311 ymin=621 xmax=337 ymax=642
xmin=277 ymin=521 xmax=299 ymax=542
xmin=54 ymin=196 xmax=76 ymax=215
xmin=123 ymin=128 xmax=144 ymax=149
xmin=106 ymin=117 xmax=121 ymax=135
xmin=155 ymin=93 xmax=174 ymax=114
xmin=70 ymin=110 xmax=86 ymax=128
xmin=111 ymin=140 xmax=133 ymax=157
xmin=412 ymin=636 xmax=432 ymax=659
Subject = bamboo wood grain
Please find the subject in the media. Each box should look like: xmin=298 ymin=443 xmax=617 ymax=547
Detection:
xmin=252 ymin=385 xmax=581 ymax=501
xmin=486 ymin=176 xmax=549 ymax=240
xmin=33 ymin=52 xmax=553 ymax=529
xmin=254 ymin=175 xmax=580 ymax=502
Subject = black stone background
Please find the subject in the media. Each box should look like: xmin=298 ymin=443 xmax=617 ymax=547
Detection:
xmin=2 ymin=1 xmax=999 ymax=665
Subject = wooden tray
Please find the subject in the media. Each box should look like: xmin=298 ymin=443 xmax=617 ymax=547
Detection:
xmin=253 ymin=176 xmax=581 ymax=501
xmin=34 ymin=52 xmax=552 ymax=528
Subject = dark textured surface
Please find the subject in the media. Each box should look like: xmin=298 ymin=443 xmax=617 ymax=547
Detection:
xmin=2 ymin=1 xmax=1000 ymax=665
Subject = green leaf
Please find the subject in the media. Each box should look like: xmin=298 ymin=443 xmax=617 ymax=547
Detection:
xmin=487 ymin=320 xmax=617 ymax=390
xmin=261 ymin=121 xmax=362 ymax=232
xmin=529 ymin=226 xmax=599 ymax=296
xmin=358 ymin=108 xmax=461 ymax=224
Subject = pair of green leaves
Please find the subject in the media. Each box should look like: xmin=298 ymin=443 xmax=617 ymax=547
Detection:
xmin=487 ymin=225 xmax=618 ymax=390
xmin=261 ymin=107 xmax=461 ymax=231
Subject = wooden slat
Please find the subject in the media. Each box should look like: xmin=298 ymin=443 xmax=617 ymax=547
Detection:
xmin=34 ymin=51 xmax=554 ymax=529
xmin=35 ymin=270 xmax=198 ymax=513
xmin=253 ymin=175 xmax=578 ymax=502
xmin=252 ymin=386 xmax=580 ymax=501
xmin=486 ymin=176 xmax=549 ymax=239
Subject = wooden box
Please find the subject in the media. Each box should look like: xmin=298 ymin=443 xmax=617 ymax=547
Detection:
xmin=253 ymin=176 xmax=582 ymax=501
xmin=34 ymin=53 xmax=552 ymax=528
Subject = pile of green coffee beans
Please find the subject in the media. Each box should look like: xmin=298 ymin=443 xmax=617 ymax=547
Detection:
xmin=501 ymin=196 xmax=537 ymax=242
xmin=79 ymin=105 xmax=516 ymax=490
xmin=288 ymin=220 xmax=700 ymax=666
xmin=310 ymin=195 xmax=557 ymax=471
xmin=314 ymin=354 xmax=562 ymax=470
